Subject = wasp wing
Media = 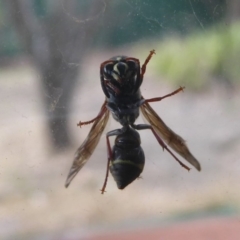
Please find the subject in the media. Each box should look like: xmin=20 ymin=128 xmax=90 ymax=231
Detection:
xmin=140 ymin=101 xmax=201 ymax=171
xmin=65 ymin=101 xmax=110 ymax=187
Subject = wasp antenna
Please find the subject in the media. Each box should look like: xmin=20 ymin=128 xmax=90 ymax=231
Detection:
xmin=77 ymin=121 xmax=82 ymax=128
xmin=150 ymin=49 xmax=156 ymax=55
xmin=180 ymin=86 xmax=185 ymax=92
xmin=100 ymin=189 xmax=107 ymax=194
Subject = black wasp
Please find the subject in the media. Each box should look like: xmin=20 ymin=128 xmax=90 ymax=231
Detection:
xmin=65 ymin=50 xmax=201 ymax=193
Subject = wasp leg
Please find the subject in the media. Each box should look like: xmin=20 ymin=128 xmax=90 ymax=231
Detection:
xmin=77 ymin=101 xmax=107 ymax=127
xmin=145 ymin=86 xmax=185 ymax=103
xmin=100 ymin=136 xmax=111 ymax=194
xmin=141 ymin=49 xmax=155 ymax=77
xmin=132 ymin=124 xmax=190 ymax=171
xmin=100 ymin=127 xmax=127 ymax=194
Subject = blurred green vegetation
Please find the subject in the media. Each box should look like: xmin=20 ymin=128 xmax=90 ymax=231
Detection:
xmin=0 ymin=1 xmax=237 ymax=90
xmin=150 ymin=22 xmax=240 ymax=90
xmin=0 ymin=2 xmax=22 ymax=57
xmin=0 ymin=0 xmax=226 ymax=57
xmin=97 ymin=0 xmax=226 ymax=47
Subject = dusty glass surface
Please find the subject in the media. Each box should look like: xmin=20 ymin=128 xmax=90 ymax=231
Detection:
xmin=1 ymin=1 xmax=240 ymax=239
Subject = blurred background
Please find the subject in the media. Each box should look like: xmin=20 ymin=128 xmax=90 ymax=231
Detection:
xmin=1 ymin=0 xmax=240 ymax=239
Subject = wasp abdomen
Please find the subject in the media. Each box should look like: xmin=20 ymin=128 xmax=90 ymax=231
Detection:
xmin=110 ymin=143 xmax=145 ymax=189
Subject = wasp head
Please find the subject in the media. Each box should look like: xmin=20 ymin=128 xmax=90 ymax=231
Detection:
xmin=100 ymin=56 xmax=141 ymax=97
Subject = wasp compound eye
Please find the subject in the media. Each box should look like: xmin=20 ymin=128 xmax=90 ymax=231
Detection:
xmin=104 ymin=63 xmax=114 ymax=77
xmin=127 ymin=60 xmax=138 ymax=70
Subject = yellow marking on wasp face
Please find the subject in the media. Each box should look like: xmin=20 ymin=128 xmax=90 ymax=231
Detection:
xmin=111 ymin=62 xmax=129 ymax=81
xmin=113 ymin=64 xmax=120 ymax=75
xmin=116 ymin=57 xmax=123 ymax=61
xmin=114 ymin=62 xmax=129 ymax=74
xmin=111 ymin=72 xmax=119 ymax=81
